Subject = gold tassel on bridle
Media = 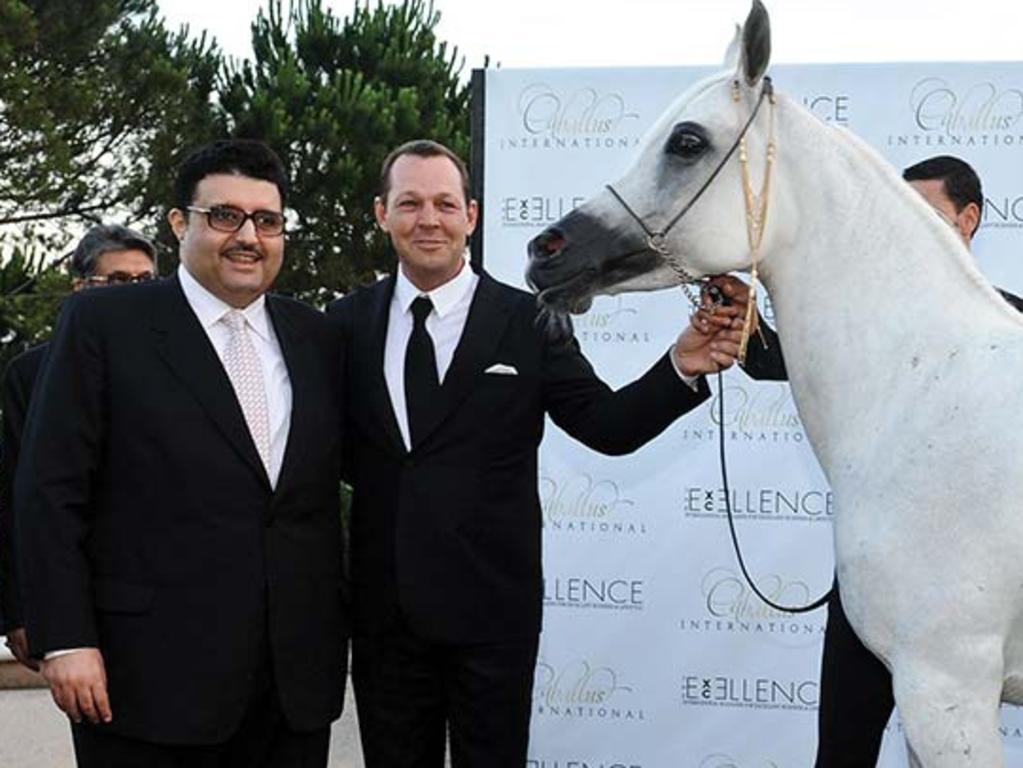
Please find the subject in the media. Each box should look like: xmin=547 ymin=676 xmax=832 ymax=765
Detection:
xmin=733 ymin=80 xmax=776 ymax=363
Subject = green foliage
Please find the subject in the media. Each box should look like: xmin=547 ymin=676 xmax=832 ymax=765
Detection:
xmin=0 ymin=0 xmax=224 ymax=355
xmin=1 ymin=0 xmax=473 ymax=360
xmin=0 ymin=236 xmax=68 ymax=375
xmin=219 ymin=0 xmax=471 ymax=301
xmin=0 ymin=0 xmax=224 ymax=232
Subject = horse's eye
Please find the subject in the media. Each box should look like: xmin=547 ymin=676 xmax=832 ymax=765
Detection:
xmin=666 ymin=122 xmax=709 ymax=160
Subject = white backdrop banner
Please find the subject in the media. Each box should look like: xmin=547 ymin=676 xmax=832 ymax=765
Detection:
xmin=479 ymin=62 xmax=1023 ymax=767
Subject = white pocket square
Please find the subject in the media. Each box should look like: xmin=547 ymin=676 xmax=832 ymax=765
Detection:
xmin=484 ymin=363 xmax=518 ymax=375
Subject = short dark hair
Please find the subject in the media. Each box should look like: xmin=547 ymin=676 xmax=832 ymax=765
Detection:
xmin=173 ymin=139 xmax=289 ymax=211
xmin=71 ymin=224 xmax=157 ymax=278
xmin=902 ymin=155 xmax=983 ymax=235
xmin=378 ymin=139 xmax=471 ymax=204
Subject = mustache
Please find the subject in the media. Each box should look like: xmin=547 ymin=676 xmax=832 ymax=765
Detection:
xmin=221 ymin=246 xmax=264 ymax=260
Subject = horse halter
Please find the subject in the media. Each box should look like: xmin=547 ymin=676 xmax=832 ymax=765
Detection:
xmin=605 ymin=76 xmax=776 ymax=318
xmin=608 ymin=77 xmax=827 ymax=615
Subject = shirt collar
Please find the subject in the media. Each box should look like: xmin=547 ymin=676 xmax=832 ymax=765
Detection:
xmin=177 ymin=264 xmax=271 ymax=342
xmin=395 ymin=258 xmax=475 ymax=319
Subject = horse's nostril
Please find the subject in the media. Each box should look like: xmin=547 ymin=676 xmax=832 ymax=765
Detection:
xmin=531 ymin=228 xmax=566 ymax=259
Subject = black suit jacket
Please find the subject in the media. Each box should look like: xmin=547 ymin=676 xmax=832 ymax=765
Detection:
xmin=998 ymin=287 xmax=1023 ymax=313
xmin=15 ymin=276 xmax=348 ymax=744
xmin=742 ymin=319 xmax=787 ymax=380
xmin=1 ymin=343 xmax=49 ymax=633
xmin=328 ymin=270 xmax=708 ymax=643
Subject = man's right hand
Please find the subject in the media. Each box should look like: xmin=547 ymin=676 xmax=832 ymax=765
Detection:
xmin=4 ymin=628 xmax=39 ymax=672
xmin=40 ymin=648 xmax=112 ymax=724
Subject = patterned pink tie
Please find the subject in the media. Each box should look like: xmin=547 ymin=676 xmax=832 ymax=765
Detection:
xmin=222 ymin=309 xmax=271 ymax=474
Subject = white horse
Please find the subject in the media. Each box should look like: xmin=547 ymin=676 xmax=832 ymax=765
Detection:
xmin=525 ymin=2 xmax=1023 ymax=765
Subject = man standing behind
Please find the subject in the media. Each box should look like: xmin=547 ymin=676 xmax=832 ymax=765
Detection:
xmin=2 ymin=223 xmax=157 ymax=671
xmin=16 ymin=139 xmax=347 ymax=767
xmin=329 ymin=139 xmax=745 ymax=768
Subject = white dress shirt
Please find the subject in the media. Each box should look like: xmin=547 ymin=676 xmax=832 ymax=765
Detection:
xmin=178 ymin=265 xmax=292 ymax=488
xmin=384 ymin=261 xmax=478 ymax=450
xmin=46 ymin=268 xmax=293 ymax=661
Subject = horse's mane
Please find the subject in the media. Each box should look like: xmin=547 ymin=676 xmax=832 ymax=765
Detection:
xmin=777 ymin=89 xmax=1021 ymax=322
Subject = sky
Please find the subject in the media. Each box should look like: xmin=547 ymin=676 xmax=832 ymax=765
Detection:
xmin=159 ymin=0 xmax=1023 ymax=72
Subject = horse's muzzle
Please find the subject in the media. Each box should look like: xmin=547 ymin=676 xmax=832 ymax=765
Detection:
xmin=526 ymin=225 xmax=568 ymax=291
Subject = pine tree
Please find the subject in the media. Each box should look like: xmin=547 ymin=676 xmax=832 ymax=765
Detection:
xmin=0 ymin=0 xmax=474 ymax=367
xmin=0 ymin=0 xmax=224 ymax=366
xmin=0 ymin=0 xmax=224 ymax=231
xmin=218 ymin=0 xmax=471 ymax=301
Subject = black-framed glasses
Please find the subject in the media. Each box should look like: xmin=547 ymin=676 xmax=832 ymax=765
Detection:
xmin=186 ymin=205 xmax=286 ymax=236
xmin=82 ymin=271 xmax=157 ymax=287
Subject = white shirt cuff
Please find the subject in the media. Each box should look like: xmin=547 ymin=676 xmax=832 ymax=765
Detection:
xmin=44 ymin=647 xmax=95 ymax=660
xmin=668 ymin=346 xmax=702 ymax=391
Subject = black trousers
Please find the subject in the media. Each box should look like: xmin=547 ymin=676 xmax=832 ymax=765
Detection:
xmin=71 ymin=639 xmax=330 ymax=768
xmin=815 ymin=580 xmax=895 ymax=768
xmin=352 ymin=627 xmax=539 ymax=768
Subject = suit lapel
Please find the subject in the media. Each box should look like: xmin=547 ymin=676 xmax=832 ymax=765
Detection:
xmin=355 ymin=277 xmax=406 ymax=456
xmin=412 ymin=272 xmax=515 ymax=449
xmin=150 ymin=275 xmax=270 ymax=488
xmin=266 ymin=296 xmax=309 ymax=493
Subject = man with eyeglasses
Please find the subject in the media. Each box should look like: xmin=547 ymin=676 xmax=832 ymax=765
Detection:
xmin=2 ymin=223 xmax=157 ymax=670
xmin=14 ymin=139 xmax=347 ymax=767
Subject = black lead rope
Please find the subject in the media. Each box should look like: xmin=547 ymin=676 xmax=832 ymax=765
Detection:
xmin=604 ymin=73 xmax=831 ymax=613
xmin=715 ymin=369 xmax=832 ymax=614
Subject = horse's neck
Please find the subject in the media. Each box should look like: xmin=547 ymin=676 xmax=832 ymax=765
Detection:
xmin=758 ymin=103 xmax=1013 ymax=477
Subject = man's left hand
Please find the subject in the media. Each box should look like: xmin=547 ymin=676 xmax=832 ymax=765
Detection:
xmin=673 ymin=305 xmax=745 ymax=376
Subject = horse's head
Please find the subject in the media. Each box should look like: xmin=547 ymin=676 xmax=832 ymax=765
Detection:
xmin=527 ymin=1 xmax=779 ymax=335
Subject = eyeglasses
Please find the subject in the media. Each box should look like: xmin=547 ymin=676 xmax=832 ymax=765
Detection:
xmin=186 ymin=205 xmax=286 ymax=236
xmin=81 ymin=271 xmax=156 ymax=287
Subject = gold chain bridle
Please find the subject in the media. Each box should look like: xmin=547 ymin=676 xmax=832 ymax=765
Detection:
xmin=605 ymin=76 xmax=777 ymax=362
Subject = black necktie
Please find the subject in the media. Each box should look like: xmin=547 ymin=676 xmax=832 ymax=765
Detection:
xmin=405 ymin=295 xmax=439 ymax=447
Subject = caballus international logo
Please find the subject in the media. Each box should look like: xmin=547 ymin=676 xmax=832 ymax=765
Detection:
xmin=888 ymin=77 xmax=1023 ymax=150
xmin=534 ymin=659 xmax=643 ymax=721
xmin=574 ymin=297 xmax=652 ymax=346
xmin=678 ymin=566 xmax=825 ymax=648
xmin=499 ymin=84 xmax=642 ymax=151
xmin=676 ymin=381 xmax=806 ymax=445
xmin=540 ymin=471 xmax=645 ymax=536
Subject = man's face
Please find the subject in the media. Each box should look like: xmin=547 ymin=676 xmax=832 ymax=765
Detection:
xmin=375 ymin=154 xmax=478 ymax=291
xmin=909 ymin=178 xmax=978 ymax=247
xmin=168 ymin=173 xmax=284 ymax=308
xmin=73 ymin=249 xmax=155 ymax=292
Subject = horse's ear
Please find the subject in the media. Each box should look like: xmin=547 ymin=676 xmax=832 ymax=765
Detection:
xmin=722 ymin=23 xmax=742 ymax=69
xmin=740 ymin=0 xmax=771 ymax=87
